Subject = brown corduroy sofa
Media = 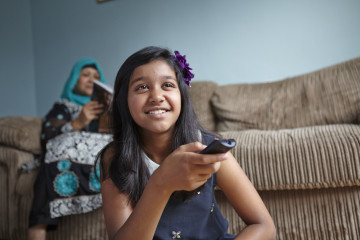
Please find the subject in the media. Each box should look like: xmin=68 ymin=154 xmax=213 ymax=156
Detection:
xmin=1 ymin=57 xmax=360 ymax=240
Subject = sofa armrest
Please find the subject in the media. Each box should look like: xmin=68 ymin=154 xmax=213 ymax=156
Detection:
xmin=0 ymin=146 xmax=35 ymax=170
xmin=220 ymin=124 xmax=360 ymax=190
xmin=0 ymin=145 xmax=37 ymax=239
xmin=0 ymin=116 xmax=42 ymax=154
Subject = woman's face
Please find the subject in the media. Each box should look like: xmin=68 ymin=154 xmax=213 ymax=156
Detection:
xmin=74 ymin=67 xmax=100 ymax=96
xmin=127 ymin=59 xmax=181 ymax=136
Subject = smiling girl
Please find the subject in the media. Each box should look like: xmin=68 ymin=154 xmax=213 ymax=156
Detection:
xmin=99 ymin=47 xmax=276 ymax=240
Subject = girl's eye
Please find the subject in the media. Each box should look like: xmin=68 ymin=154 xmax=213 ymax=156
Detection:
xmin=135 ymin=84 xmax=148 ymax=91
xmin=163 ymin=83 xmax=174 ymax=88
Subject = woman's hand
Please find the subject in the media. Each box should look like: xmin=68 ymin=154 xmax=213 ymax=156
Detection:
xmin=71 ymin=101 xmax=104 ymax=130
xmin=152 ymin=142 xmax=228 ymax=193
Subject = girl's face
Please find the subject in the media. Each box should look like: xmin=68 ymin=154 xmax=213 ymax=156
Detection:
xmin=74 ymin=67 xmax=100 ymax=96
xmin=127 ymin=59 xmax=181 ymax=136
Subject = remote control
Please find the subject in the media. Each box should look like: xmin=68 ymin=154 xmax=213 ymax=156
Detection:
xmin=200 ymin=138 xmax=236 ymax=154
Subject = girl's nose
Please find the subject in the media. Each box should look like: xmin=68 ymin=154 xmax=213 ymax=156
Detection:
xmin=149 ymin=88 xmax=165 ymax=104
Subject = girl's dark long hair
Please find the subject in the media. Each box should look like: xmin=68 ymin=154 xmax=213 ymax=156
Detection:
xmin=98 ymin=46 xmax=208 ymax=207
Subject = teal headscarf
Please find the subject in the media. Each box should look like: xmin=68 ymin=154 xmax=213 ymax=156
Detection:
xmin=60 ymin=58 xmax=106 ymax=106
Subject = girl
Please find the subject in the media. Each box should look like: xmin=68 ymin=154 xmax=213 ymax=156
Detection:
xmin=100 ymin=47 xmax=276 ymax=240
xmin=28 ymin=59 xmax=112 ymax=240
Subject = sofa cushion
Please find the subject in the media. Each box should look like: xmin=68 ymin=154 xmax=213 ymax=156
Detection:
xmin=0 ymin=116 xmax=42 ymax=154
xmin=211 ymin=57 xmax=360 ymax=131
xmin=220 ymin=124 xmax=360 ymax=191
xmin=216 ymin=186 xmax=360 ymax=239
xmin=188 ymin=81 xmax=218 ymax=131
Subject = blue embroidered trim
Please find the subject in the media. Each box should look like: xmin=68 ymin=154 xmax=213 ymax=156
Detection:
xmin=89 ymin=164 xmax=101 ymax=192
xmin=54 ymin=171 xmax=79 ymax=197
xmin=57 ymin=159 xmax=71 ymax=171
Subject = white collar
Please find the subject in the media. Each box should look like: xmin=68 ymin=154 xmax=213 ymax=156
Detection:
xmin=143 ymin=130 xmax=202 ymax=175
xmin=143 ymin=153 xmax=160 ymax=175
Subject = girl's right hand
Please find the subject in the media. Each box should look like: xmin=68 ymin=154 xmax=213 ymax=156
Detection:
xmin=71 ymin=101 xmax=104 ymax=130
xmin=152 ymin=142 xmax=228 ymax=193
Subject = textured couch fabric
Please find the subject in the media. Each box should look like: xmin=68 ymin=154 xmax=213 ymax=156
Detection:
xmin=218 ymin=126 xmax=360 ymax=239
xmin=0 ymin=116 xmax=42 ymax=154
xmin=191 ymin=57 xmax=360 ymax=240
xmin=211 ymin=58 xmax=360 ymax=131
xmin=0 ymin=57 xmax=359 ymax=239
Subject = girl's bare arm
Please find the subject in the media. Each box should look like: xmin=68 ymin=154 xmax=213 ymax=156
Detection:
xmin=217 ymin=153 xmax=276 ymax=240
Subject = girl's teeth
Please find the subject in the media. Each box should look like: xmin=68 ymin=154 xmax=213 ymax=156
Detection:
xmin=148 ymin=110 xmax=166 ymax=114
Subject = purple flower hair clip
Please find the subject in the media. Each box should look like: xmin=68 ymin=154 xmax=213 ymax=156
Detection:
xmin=172 ymin=50 xmax=194 ymax=87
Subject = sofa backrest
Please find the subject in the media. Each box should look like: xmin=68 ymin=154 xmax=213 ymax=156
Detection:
xmin=188 ymin=81 xmax=218 ymax=132
xmin=211 ymin=57 xmax=360 ymax=131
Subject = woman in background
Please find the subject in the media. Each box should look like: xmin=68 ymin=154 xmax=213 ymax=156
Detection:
xmin=28 ymin=58 xmax=112 ymax=240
